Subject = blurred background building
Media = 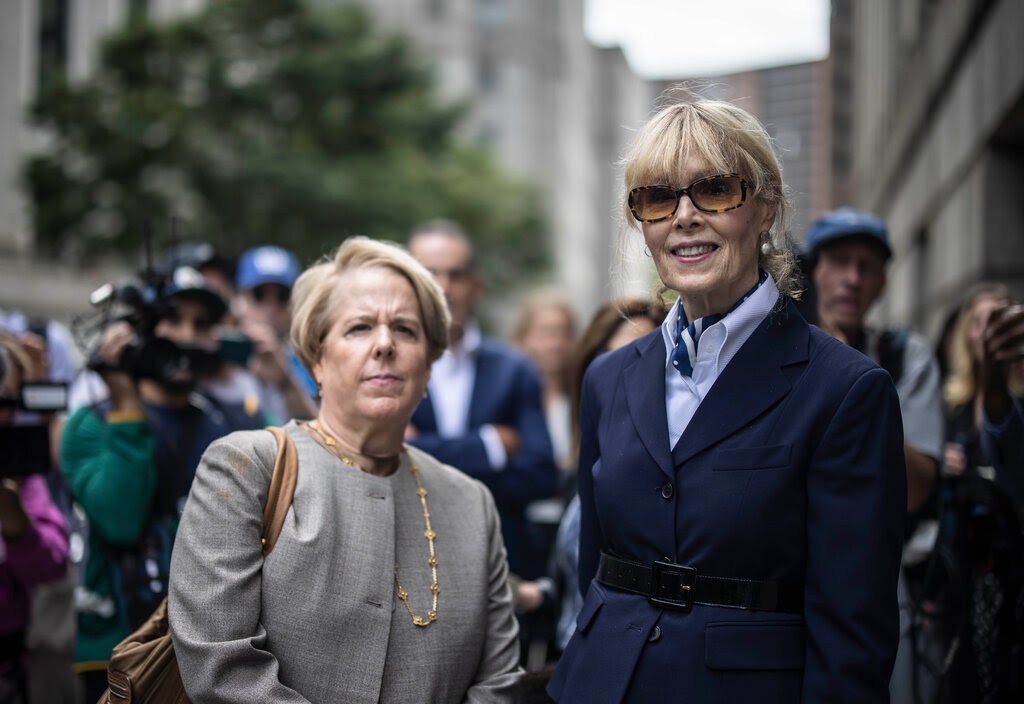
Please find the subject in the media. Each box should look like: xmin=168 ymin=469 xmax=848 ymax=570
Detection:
xmin=831 ymin=0 xmax=1024 ymax=339
xmin=351 ymin=0 xmax=657 ymax=321
xmin=1 ymin=0 xmax=1021 ymax=339
xmin=0 ymin=0 xmax=132 ymax=320
xmin=0 ymin=0 xmax=656 ymax=326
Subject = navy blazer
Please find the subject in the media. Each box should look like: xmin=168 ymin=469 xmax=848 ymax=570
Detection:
xmin=549 ymin=301 xmax=906 ymax=703
xmin=409 ymin=338 xmax=558 ymax=578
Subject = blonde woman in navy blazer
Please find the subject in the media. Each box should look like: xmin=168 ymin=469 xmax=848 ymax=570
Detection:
xmin=547 ymin=99 xmax=906 ymax=703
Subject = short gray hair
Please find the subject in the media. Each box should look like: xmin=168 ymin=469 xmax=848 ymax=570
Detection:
xmin=290 ymin=237 xmax=451 ymax=375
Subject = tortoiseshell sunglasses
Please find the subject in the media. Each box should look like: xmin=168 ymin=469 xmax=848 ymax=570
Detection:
xmin=628 ymin=173 xmax=748 ymax=222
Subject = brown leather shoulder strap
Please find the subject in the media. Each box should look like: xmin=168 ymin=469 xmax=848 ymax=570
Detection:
xmin=261 ymin=427 xmax=298 ymax=557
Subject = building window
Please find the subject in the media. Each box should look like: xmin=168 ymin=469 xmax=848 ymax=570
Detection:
xmin=477 ymin=53 xmax=497 ymax=94
xmin=476 ymin=0 xmax=506 ymax=30
xmin=38 ymin=0 xmax=68 ymax=91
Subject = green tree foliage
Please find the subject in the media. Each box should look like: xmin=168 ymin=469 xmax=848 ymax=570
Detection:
xmin=22 ymin=0 xmax=549 ymax=287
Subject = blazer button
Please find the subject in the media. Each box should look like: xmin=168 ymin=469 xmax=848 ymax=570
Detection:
xmin=661 ymin=482 xmax=674 ymax=500
xmin=647 ymin=625 xmax=662 ymax=643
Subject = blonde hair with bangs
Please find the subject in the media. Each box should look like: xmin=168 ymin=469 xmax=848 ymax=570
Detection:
xmin=621 ymin=98 xmax=801 ymax=300
xmin=290 ymin=236 xmax=451 ymax=379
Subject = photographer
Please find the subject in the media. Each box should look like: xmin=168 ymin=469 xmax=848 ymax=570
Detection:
xmin=1 ymin=311 xmax=80 ymax=704
xmin=977 ymin=297 xmax=1024 ymax=505
xmin=234 ymin=246 xmax=318 ymax=423
xmin=927 ymin=284 xmax=1024 ymax=702
xmin=60 ymin=267 xmax=265 ymax=701
xmin=0 ymin=333 xmax=70 ymax=704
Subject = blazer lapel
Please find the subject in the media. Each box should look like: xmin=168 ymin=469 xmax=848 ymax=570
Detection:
xmin=623 ymin=332 xmax=674 ymax=478
xmin=671 ymin=302 xmax=810 ymax=467
xmin=412 ymin=389 xmax=439 ymax=432
xmin=467 ymin=345 xmax=494 ymax=426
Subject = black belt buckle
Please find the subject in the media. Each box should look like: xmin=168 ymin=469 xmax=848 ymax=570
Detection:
xmin=648 ymin=560 xmax=697 ymax=612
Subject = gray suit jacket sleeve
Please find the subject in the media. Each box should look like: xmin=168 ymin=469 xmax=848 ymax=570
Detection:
xmin=463 ymin=480 xmax=523 ymax=703
xmin=169 ymin=429 xmax=311 ymax=703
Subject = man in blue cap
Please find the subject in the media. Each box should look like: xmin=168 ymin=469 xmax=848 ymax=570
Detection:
xmin=234 ymin=246 xmax=317 ymax=423
xmin=806 ymin=207 xmax=941 ymax=511
xmin=805 ymin=207 xmax=943 ymax=701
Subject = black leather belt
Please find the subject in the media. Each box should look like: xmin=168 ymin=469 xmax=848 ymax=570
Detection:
xmin=597 ymin=552 xmax=803 ymax=614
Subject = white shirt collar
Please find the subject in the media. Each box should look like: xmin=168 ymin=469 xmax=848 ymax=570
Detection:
xmin=660 ymin=275 xmax=781 ymax=448
xmin=445 ymin=320 xmax=482 ymax=362
xmin=428 ymin=320 xmax=482 ymax=438
xmin=660 ymin=275 xmax=780 ymax=372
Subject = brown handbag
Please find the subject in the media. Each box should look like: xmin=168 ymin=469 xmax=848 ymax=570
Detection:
xmin=101 ymin=426 xmax=299 ymax=704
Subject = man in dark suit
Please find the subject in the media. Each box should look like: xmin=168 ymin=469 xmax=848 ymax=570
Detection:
xmin=406 ymin=221 xmax=557 ymax=579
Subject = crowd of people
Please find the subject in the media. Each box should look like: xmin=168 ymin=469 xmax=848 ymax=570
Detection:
xmin=0 ymin=96 xmax=1022 ymax=703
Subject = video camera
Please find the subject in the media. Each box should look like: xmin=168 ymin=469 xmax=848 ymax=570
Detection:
xmin=0 ymin=382 xmax=69 ymax=413
xmin=0 ymin=382 xmax=68 ymax=478
xmin=74 ymin=265 xmax=245 ymax=393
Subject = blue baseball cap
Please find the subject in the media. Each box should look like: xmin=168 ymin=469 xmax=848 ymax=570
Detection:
xmin=804 ymin=207 xmax=892 ymax=260
xmin=236 ymin=246 xmax=300 ymax=291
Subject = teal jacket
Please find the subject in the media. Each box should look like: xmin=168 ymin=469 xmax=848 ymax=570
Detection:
xmin=61 ymin=395 xmax=267 ymax=665
xmin=61 ymin=408 xmax=155 ymax=665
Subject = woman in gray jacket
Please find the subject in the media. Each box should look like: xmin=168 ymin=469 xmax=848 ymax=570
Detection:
xmin=169 ymin=237 xmax=522 ymax=703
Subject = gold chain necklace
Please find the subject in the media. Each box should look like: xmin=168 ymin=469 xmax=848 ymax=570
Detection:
xmin=306 ymin=419 xmax=361 ymax=469
xmin=304 ymin=419 xmax=439 ymax=627
xmin=395 ymin=459 xmax=439 ymax=627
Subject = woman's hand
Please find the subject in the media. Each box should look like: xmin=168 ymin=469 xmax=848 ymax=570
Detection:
xmin=983 ymin=304 xmax=1024 ymax=365
xmin=17 ymin=331 xmax=49 ymax=383
xmin=980 ymin=303 xmax=1024 ymax=423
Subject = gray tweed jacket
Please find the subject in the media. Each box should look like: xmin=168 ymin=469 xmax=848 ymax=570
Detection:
xmin=168 ymin=421 xmax=522 ymax=703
